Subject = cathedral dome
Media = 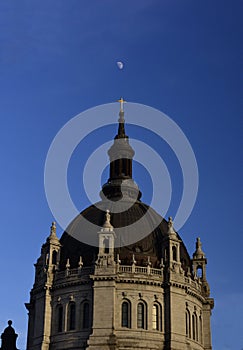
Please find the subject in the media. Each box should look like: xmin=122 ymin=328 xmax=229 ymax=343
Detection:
xmin=59 ymin=200 xmax=191 ymax=270
xmin=26 ymin=99 xmax=214 ymax=350
xmin=59 ymin=100 xmax=191 ymax=271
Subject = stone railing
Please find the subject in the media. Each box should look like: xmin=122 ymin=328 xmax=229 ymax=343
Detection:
xmin=54 ymin=265 xmax=163 ymax=282
xmin=184 ymin=276 xmax=202 ymax=292
xmin=118 ymin=265 xmax=163 ymax=277
xmin=55 ymin=266 xmax=94 ymax=281
xmin=53 ymin=263 xmax=202 ymax=292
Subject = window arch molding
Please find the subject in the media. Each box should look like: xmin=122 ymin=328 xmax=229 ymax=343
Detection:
xmin=199 ymin=314 xmax=203 ymax=343
xmin=121 ymin=299 xmax=131 ymax=328
xmin=56 ymin=304 xmax=64 ymax=333
xmin=186 ymin=308 xmax=191 ymax=338
xmin=68 ymin=301 xmax=76 ymax=331
xmin=172 ymin=246 xmax=177 ymax=261
xmin=192 ymin=311 xmax=198 ymax=341
xmin=152 ymin=302 xmax=162 ymax=331
xmin=81 ymin=300 xmax=90 ymax=329
xmin=137 ymin=300 xmax=147 ymax=330
xmin=52 ymin=250 xmax=58 ymax=265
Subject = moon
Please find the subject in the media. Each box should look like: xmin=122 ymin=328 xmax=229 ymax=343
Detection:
xmin=116 ymin=61 xmax=124 ymax=70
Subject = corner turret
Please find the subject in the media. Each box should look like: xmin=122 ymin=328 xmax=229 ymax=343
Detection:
xmin=25 ymin=222 xmax=62 ymax=349
xmin=96 ymin=210 xmax=116 ymax=267
xmin=192 ymin=237 xmax=210 ymax=297
xmin=163 ymin=217 xmax=183 ymax=275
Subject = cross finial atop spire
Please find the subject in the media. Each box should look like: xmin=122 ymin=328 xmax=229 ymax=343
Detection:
xmin=116 ymin=97 xmax=126 ymax=134
xmin=117 ymin=97 xmax=126 ymax=112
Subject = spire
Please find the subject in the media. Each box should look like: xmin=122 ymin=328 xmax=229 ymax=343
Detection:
xmin=116 ymin=98 xmax=127 ymax=139
xmin=192 ymin=237 xmax=210 ymax=295
xmin=118 ymin=97 xmax=125 ymax=112
xmin=49 ymin=222 xmax=56 ymax=238
xmin=193 ymin=237 xmax=206 ymax=259
xmin=47 ymin=221 xmax=59 ymax=244
xmin=110 ymin=97 xmax=134 ymax=170
xmin=101 ymin=98 xmax=141 ymax=201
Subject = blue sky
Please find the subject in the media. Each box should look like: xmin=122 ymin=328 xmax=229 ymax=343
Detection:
xmin=0 ymin=1 xmax=242 ymax=349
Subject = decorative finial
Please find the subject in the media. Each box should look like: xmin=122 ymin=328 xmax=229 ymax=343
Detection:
xmin=50 ymin=221 xmax=56 ymax=236
xmin=193 ymin=237 xmax=205 ymax=258
xmin=117 ymin=253 xmax=121 ymax=264
xmin=147 ymin=256 xmax=152 ymax=267
xmin=196 ymin=237 xmax=202 ymax=250
xmin=8 ymin=320 xmax=12 ymax=326
xmin=47 ymin=221 xmax=59 ymax=243
xmin=168 ymin=217 xmax=173 ymax=226
xmin=66 ymin=258 xmax=70 ymax=269
xmin=118 ymin=97 xmax=126 ymax=112
xmin=102 ymin=209 xmax=113 ymax=230
xmin=167 ymin=216 xmax=176 ymax=236
xmin=78 ymin=256 xmax=83 ymax=268
xmin=132 ymin=254 xmax=137 ymax=265
xmin=106 ymin=209 xmax=111 ymax=223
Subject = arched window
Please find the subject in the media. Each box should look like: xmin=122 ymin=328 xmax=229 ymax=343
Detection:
xmin=121 ymin=300 xmax=131 ymax=328
xmin=68 ymin=302 xmax=76 ymax=331
xmin=52 ymin=250 xmax=57 ymax=265
xmin=115 ymin=160 xmax=120 ymax=177
xmin=104 ymin=238 xmax=109 ymax=254
xmin=122 ymin=158 xmax=127 ymax=175
xmin=186 ymin=309 xmax=191 ymax=338
xmin=82 ymin=302 xmax=90 ymax=329
xmin=57 ymin=305 xmax=63 ymax=333
xmin=196 ymin=266 xmax=203 ymax=278
xmin=172 ymin=246 xmax=177 ymax=261
xmin=152 ymin=303 xmax=162 ymax=331
xmin=195 ymin=313 xmax=198 ymax=341
xmin=192 ymin=312 xmax=198 ymax=341
xmin=137 ymin=302 xmax=147 ymax=329
xmin=192 ymin=313 xmax=195 ymax=340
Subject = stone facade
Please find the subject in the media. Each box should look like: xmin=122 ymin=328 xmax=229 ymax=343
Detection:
xmin=26 ymin=217 xmax=214 ymax=350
